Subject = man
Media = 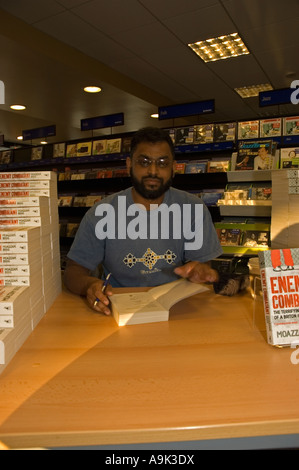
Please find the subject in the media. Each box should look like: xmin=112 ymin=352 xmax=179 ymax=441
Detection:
xmin=64 ymin=127 xmax=222 ymax=315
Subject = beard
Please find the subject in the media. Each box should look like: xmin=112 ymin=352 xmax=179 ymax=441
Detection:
xmin=130 ymin=168 xmax=173 ymax=200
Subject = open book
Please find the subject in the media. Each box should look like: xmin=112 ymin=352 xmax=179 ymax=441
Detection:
xmin=110 ymin=279 xmax=209 ymax=326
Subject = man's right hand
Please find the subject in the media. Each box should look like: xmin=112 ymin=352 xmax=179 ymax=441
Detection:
xmin=86 ymin=280 xmax=113 ymax=315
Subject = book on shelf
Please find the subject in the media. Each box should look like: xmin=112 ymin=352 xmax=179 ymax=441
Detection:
xmin=241 ymin=229 xmax=270 ymax=248
xmin=259 ymin=118 xmax=282 ymax=138
xmin=283 ymin=116 xmax=299 ymax=136
xmin=110 ymin=278 xmax=209 ymax=326
xmin=58 ymin=196 xmax=73 ymax=207
xmin=174 ymin=127 xmax=194 ymax=145
xmin=121 ymin=136 xmax=132 ymax=154
xmin=280 ymin=147 xmax=299 ymax=168
xmin=184 ymin=161 xmax=207 ymax=173
xmin=193 ymin=124 xmax=214 ymax=144
xmin=66 ymin=143 xmax=77 ymax=158
xmin=31 ymin=146 xmax=43 ymax=161
xmin=53 ymin=142 xmax=66 ymax=158
xmin=207 ymin=157 xmax=230 ymax=172
xmin=174 ymin=162 xmax=186 ymax=174
xmin=235 ymin=139 xmax=276 ymax=171
xmin=92 ymin=139 xmax=107 ymax=155
xmin=216 ymin=227 xmax=242 ymax=246
xmin=237 ymin=120 xmax=259 ymax=140
xmin=0 ymin=150 xmax=13 ymax=164
xmin=213 ymin=122 xmax=236 ymax=142
xmin=76 ymin=142 xmax=92 ymax=157
xmin=258 ymin=248 xmax=299 ymax=346
xmin=106 ymin=138 xmax=122 ymax=154
xmin=199 ymin=189 xmax=224 ymax=206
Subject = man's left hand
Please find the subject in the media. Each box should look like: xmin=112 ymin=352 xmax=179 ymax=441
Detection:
xmin=174 ymin=261 xmax=219 ymax=284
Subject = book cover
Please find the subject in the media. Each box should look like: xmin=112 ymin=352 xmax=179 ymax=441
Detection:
xmin=77 ymin=142 xmax=92 ymax=157
xmin=31 ymin=146 xmax=43 ymax=161
xmin=216 ymin=228 xmax=241 ymax=246
xmin=260 ymin=118 xmax=282 ymax=138
xmin=106 ymin=138 xmax=122 ymax=154
xmin=193 ymin=124 xmax=214 ymax=144
xmin=280 ymin=147 xmax=299 ymax=169
xmin=185 ymin=161 xmax=207 ymax=173
xmin=53 ymin=143 xmax=65 ymax=158
xmin=214 ymin=122 xmax=236 ymax=142
xmin=242 ymin=230 xmax=270 ymax=248
xmin=283 ymin=116 xmax=299 ymax=136
xmin=174 ymin=127 xmax=194 ymax=145
xmin=238 ymin=120 xmax=259 ymax=140
xmin=66 ymin=143 xmax=77 ymax=158
xmin=258 ymin=249 xmax=299 ymax=346
xmin=174 ymin=162 xmax=186 ymax=174
xmin=207 ymin=159 xmax=229 ymax=172
xmin=235 ymin=140 xmax=274 ymax=171
xmin=92 ymin=139 xmax=107 ymax=155
xmin=0 ymin=150 xmax=12 ymax=164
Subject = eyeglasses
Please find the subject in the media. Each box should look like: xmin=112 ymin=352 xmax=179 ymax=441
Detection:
xmin=135 ymin=157 xmax=171 ymax=168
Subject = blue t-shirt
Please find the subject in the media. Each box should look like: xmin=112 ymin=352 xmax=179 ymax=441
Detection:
xmin=67 ymin=187 xmax=222 ymax=287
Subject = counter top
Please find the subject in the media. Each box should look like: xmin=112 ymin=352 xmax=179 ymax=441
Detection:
xmin=0 ymin=286 xmax=298 ymax=449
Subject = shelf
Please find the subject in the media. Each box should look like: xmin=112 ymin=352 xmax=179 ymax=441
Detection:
xmin=219 ymin=205 xmax=272 ymax=217
xmin=221 ymin=246 xmax=269 ymax=256
xmin=227 ymin=170 xmax=272 ymax=182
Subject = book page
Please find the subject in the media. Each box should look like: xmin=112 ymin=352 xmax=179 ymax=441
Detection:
xmin=149 ymin=278 xmax=209 ymax=310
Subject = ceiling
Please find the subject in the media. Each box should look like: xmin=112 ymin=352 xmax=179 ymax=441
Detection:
xmin=0 ymin=0 xmax=298 ymax=146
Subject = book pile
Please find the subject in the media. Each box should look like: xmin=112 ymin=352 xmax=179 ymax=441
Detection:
xmin=0 ymin=171 xmax=61 ymax=373
xmin=271 ymin=169 xmax=299 ymax=249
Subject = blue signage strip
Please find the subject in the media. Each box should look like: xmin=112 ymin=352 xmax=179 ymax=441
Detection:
xmin=22 ymin=125 xmax=56 ymax=141
xmin=158 ymin=100 xmax=215 ymax=120
xmin=81 ymin=113 xmax=124 ymax=131
xmin=259 ymin=88 xmax=292 ymax=107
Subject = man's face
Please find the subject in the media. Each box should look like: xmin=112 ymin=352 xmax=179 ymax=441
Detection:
xmin=127 ymin=141 xmax=176 ymax=199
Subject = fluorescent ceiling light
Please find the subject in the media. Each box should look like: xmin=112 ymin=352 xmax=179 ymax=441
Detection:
xmin=235 ymin=83 xmax=273 ymax=98
xmin=84 ymin=86 xmax=101 ymax=93
xmin=151 ymin=113 xmax=159 ymax=118
xmin=188 ymin=32 xmax=250 ymax=62
xmin=10 ymin=104 xmax=26 ymax=110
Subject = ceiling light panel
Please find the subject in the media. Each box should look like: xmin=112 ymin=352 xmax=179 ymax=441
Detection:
xmin=188 ymin=33 xmax=250 ymax=63
xmin=235 ymin=83 xmax=273 ymax=98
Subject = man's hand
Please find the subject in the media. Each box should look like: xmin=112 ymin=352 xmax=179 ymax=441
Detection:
xmin=174 ymin=261 xmax=219 ymax=284
xmin=86 ymin=280 xmax=113 ymax=315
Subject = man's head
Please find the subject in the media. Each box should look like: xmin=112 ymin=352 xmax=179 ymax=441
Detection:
xmin=127 ymin=127 xmax=176 ymax=200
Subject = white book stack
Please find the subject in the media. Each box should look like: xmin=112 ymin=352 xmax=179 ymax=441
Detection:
xmin=0 ymin=171 xmax=61 ymax=373
xmin=271 ymin=169 xmax=299 ymax=249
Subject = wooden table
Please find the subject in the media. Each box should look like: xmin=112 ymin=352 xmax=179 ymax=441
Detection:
xmin=0 ymin=287 xmax=298 ymax=449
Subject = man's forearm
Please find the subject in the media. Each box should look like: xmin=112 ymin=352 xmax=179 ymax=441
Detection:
xmin=64 ymin=261 xmax=99 ymax=296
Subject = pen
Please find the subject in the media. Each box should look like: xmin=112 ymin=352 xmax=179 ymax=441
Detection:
xmin=101 ymin=272 xmax=112 ymax=293
xmin=93 ymin=273 xmax=112 ymax=308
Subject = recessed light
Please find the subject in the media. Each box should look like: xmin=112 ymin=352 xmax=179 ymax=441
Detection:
xmin=188 ymin=32 xmax=250 ymax=62
xmin=17 ymin=135 xmax=23 ymax=140
xmin=235 ymin=83 xmax=273 ymax=98
xmin=151 ymin=113 xmax=159 ymax=118
xmin=40 ymin=141 xmax=47 ymax=145
xmin=84 ymin=86 xmax=102 ymax=93
xmin=10 ymin=104 xmax=26 ymax=110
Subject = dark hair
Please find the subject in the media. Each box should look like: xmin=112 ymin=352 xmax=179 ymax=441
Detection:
xmin=130 ymin=127 xmax=175 ymax=159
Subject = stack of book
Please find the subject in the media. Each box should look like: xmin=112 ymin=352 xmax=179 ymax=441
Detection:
xmin=0 ymin=171 xmax=61 ymax=373
xmin=271 ymin=169 xmax=299 ymax=249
